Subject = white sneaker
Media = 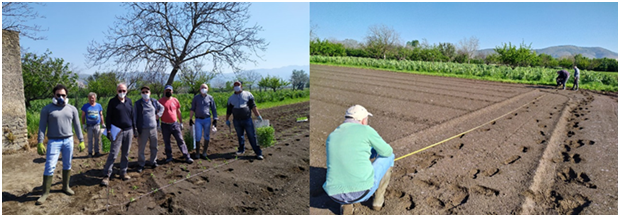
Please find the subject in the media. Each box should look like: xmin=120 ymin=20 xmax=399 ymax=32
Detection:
xmin=236 ymin=151 xmax=245 ymax=156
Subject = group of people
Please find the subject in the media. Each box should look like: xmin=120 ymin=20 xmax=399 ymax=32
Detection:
xmin=556 ymin=66 xmax=581 ymax=90
xmin=35 ymin=81 xmax=265 ymax=205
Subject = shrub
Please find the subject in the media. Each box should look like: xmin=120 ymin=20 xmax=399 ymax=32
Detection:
xmin=256 ymin=126 xmax=275 ymax=148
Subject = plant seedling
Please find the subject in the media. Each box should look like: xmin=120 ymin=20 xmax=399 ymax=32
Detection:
xmin=150 ymin=173 xmax=155 ymax=178
xmin=186 ymin=172 xmax=191 ymax=179
xmin=130 ymin=197 xmax=135 ymax=202
xmin=132 ymin=185 xmax=138 ymax=190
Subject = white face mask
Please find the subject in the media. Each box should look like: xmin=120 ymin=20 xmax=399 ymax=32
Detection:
xmin=201 ymin=88 xmax=208 ymax=94
xmin=141 ymin=93 xmax=150 ymax=100
xmin=118 ymin=92 xmax=127 ymax=99
xmin=234 ymin=86 xmax=241 ymax=92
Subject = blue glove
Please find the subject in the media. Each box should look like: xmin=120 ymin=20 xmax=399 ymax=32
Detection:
xmin=226 ymin=120 xmax=231 ymax=127
xmin=258 ymin=116 xmax=263 ymax=121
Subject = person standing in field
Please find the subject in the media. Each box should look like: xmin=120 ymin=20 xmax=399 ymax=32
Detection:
xmin=81 ymin=92 xmax=105 ymax=158
xmin=159 ymin=85 xmax=194 ymax=164
xmin=556 ymin=69 xmax=570 ymax=90
xmin=225 ymin=81 xmax=264 ymax=160
xmin=323 ymin=105 xmax=394 ymax=215
xmin=101 ymin=83 xmax=136 ymax=186
xmin=36 ymin=84 xmax=85 ymax=205
xmin=189 ymin=84 xmax=218 ymax=160
xmin=133 ymin=86 xmax=165 ymax=173
xmin=572 ymin=65 xmax=580 ymax=91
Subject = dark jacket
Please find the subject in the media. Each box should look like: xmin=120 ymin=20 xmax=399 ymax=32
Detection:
xmin=106 ymin=96 xmax=134 ymax=131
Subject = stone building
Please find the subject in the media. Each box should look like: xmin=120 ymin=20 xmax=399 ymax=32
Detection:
xmin=2 ymin=30 xmax=29 ymax=151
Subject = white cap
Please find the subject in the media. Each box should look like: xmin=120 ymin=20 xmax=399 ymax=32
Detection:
xmin=345 ymin=105 xmax=373 ymax=121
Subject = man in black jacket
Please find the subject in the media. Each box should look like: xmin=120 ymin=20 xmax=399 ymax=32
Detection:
xmin=101 ymin=83 xmax=136 ymax=186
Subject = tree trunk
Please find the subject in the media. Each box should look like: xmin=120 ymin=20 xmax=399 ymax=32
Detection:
xmin=165 ymin=67 xmax=180 ymax=86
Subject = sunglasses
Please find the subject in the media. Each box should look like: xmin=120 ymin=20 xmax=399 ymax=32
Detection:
xmin=118 ymin=90 xmax=127 ymax=93
xmin=141 ymin=91 xmax=149 ymax=94
xmin=56 ymin=94 xmax=67 ymax=97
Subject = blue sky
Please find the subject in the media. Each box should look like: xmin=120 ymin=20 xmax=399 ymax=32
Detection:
xmin=310 ymin=2 xmax=618 ymax=53
xmin=17 ymin=2 xmax=309 ymax=75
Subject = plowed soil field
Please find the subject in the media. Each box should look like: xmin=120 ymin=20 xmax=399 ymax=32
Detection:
xmin=3 ymin=101 xmax=309 ymax=215
xmin=309 ymin=65 xmax=617 ymax=215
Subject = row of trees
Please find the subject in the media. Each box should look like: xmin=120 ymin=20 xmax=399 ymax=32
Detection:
xmin=21 ymin=50 xmax=309 ymax=108
xmin=311 ymin=24 xmax=618 ymax=72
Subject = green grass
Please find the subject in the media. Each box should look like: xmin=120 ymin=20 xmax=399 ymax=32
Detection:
xmin=311 ymin=55 xmax=618 ymax=92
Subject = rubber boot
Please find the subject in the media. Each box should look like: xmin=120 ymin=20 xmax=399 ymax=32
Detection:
xmin=340 ymin=204 xmax=353 ymax=215
xmin=194 ymin=141 xmax=201 ymax=160
xmin=202 ymin=140 xmax=209 ymax=157
xmin=372 ymin=167 xmax=392 ymax=211
xmin=62 ymin=170 xmax=74 ymax=195
xmin=36 ymin=175 xmax=53 ymax=205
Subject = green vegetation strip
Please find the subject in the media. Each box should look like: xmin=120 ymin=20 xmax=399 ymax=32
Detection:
xmin=311 ymin=56 xmax=618 ymax=92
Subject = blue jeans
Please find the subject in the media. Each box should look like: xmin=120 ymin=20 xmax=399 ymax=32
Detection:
xmin=194 ymin=117 xmax=211 ymax=144
xmin=330 ymin=150 xmax=395 ymax=205
xmin=233 ymin=118 xmax=262 ymax=156
xmin=44 ymin=137 xmax=74 ymax=176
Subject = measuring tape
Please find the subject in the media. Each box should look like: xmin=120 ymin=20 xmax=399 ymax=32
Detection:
xmin=395 ymin=94 xmax=546 ymax=162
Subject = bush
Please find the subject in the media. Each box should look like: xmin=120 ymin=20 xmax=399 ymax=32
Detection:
xmin=256 ymin=126 xmax=275 ymax=148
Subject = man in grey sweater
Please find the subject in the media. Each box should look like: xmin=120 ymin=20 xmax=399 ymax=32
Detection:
xmin=133 ymin=86 xmax=165 ymax=173
xmin=36 ymin=84 xmax=85 ymax=205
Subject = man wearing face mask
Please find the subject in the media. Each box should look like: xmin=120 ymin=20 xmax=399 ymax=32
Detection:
xmin=159 ymin=85 xmax=193 ymax=164
xmin=133 ymin=86 xmax=165 ymax=173
xmin=323 ymin=105 xmax=394 ymax=215
xmin=189 ymin=84 xmax=218 ymax=160
xmin=81 ymin=92 xmax=106 ymax=158
xmin=226 ymin=81 xmax=264 ymax=160
xmin=36 ymin=84 xmax=85 ymax=205
xmin=101 ymin=83 xmax=136 ymax=186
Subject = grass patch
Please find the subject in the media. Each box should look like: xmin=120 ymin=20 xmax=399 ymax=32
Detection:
xmin=256 ymin=126 xmax=276 ymax=148
xmin=311 ymin=56 xmax=618 ymax=92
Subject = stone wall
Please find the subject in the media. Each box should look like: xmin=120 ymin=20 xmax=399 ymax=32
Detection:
xmin=2 ymin=30 xmax=29 ymax=151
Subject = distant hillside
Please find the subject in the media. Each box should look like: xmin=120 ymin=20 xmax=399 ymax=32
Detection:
xmin=77 ymin=65 xmax=310 ymax=88
xmin=478 ymin=45 xmax=618 ymax=59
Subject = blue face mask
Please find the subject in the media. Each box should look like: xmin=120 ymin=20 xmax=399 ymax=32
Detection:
xmin=52 ymin=96 xmax=67 ymax=106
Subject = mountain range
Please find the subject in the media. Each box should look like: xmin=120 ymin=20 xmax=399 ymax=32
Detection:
xmin=477 ymin=45 xmax=618 ymax=59
xmin=77 ymin=65 xmax=310 ymax=87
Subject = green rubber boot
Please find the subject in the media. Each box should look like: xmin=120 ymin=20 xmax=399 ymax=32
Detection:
xmin=36 ymin=175 xmax=53 ymax=205
xmin=62 ymin=170 xmax=74 ymax=195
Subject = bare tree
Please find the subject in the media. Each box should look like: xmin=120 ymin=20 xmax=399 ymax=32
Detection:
xmin=458 ymin=36 xmax=480 ymax=63
xmin=2 ymin=2 xmax=47 ymax=40
xmin=364 ymin=24 xmax=401 ymax=59
xmin=235 ymin=70 xmax=262 ymax=91
xmin=310 ymin=22 xmax=319 ymax=41
xmin=178 ymin=60 xmax=218 ymax=94
xmin=86 ymin=2 xmax=268 ymax=86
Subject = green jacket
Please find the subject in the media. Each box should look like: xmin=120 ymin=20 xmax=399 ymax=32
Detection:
xmin=323 ymin=122 xmax=393 ymax=196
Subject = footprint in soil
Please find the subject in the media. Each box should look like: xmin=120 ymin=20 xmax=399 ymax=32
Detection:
xmin=413 ymin=179 xmax=440 ymax=190
xmin=538 ymin=139 xmax=546 ymax=144
xmin=448 ymin=184 xmax=469 ymax=206
xmin=540 ymin=131 xmax=546 ymax=137
xmin=520 ymin=146 xmax=529 ymax=153
xmin=483 ymin=168 xmax=499 ymax=177
xmin=471 ymin=185 xmax=499 ymax=196
xmin=469 ymin=169 xmax=480 ymax=179
xmin=538 ymin=124 xmax=547 ymax=128
xmin=556 ymin=194 xmax=591 ymax=215
xmin=455 ymin=143 xmax=464 ymax=150
xmin=558 ymin=167 xmax=597 ymax=189
xmin=426 ymin=197 xmax=445 ymax=209
xmin=567 ymin=131 xmax=575 ymax=137
xmin=503 ymin=155 xmax=521 ymax=165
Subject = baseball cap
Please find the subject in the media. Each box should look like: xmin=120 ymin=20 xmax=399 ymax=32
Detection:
xmin=165 ymin=85 xmax=173 ymax=90
xmin=345 ymin=105 xmax=373 ymax=121
xmin=140 ymin=86 xmax=150 ymax=91
xmin=233 ymin=81 xmax=242 ymax=86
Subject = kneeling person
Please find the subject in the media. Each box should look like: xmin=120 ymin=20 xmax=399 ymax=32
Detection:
xmin=323 ymin=105 xmax=394 ymax=215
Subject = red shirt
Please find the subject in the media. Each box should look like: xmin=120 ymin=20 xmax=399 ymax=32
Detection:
xmin=159 ymin=97 xmax=181 ymax=123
